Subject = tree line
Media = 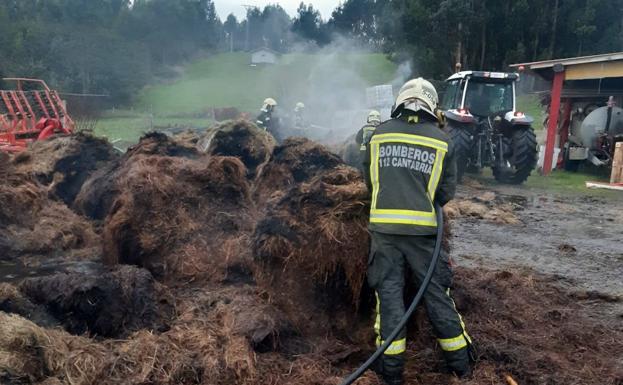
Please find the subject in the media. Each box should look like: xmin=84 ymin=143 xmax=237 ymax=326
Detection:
xmin=1 ymin=0 xmax=621 ymax=104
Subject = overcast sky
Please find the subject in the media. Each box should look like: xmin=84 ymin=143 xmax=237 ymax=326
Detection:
xmin=214 ymin=0 xmax=339 ymax=21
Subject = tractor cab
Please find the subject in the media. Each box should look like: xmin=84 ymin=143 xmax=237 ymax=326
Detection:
xmin=441 ymin=71 xmax=537 ymax=184
xmin=442 ymin=71 xmax=532 ymax=126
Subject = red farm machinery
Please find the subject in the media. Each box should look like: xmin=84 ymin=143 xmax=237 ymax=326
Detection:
xmin=0 ymin=78 xmax=74 ymax=152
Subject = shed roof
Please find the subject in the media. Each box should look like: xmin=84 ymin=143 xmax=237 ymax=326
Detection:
xmin=510 ymin=52 xmax=623 ymax=81
xmin=511 ymin=52 xmax=623 ymax=70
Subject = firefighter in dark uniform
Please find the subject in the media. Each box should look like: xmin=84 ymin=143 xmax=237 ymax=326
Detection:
xmin=256 ymin=97 xmax=278 ymax=133
xmin=363 ymin=78 xmax=474 ymax=385
xmin=293 ymin=102 xmax=306 ymax=129
xmin=356 ymin=110 xmax=381 ymax=158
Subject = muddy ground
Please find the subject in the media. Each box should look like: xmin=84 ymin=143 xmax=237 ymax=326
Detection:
xmin=451 ymin=179 xmax=623 ymax=325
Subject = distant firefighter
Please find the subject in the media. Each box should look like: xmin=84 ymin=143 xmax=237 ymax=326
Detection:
xmin=357 ymin=110 xmax=381 ymax=154
xmin=293 ymin=102 xmax=307 ymax=129
xmin=256 ymin=98 xmax=278 ymax=133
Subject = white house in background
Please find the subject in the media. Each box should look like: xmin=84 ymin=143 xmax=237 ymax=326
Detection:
xmin=250 ymin=48 xmax=280 ymax=65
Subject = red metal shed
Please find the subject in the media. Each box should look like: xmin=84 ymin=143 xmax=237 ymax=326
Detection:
xmin=511 ymin=52 xmax=623 ymax=174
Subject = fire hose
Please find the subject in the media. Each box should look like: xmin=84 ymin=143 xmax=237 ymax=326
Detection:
xmin=340 ymin=202 xmax=444 ymax=385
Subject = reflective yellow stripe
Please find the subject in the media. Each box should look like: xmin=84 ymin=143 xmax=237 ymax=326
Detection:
xmin=370 ymin=209 xmax=437 ymax=226
xmin=377 ymin=338 xmax=407 ymax=355
xmin=385 ymin=338 xmax=407 ymax=355
xmin=447 ymin=289 xmax=473 ymax=344
xmin=369 ymin=133 xmax=447 ymax=226
xmin=371 ymin=209 xmax=435 ymax=217
xmin=374 ymin=292 xmax=381 ymax=338
xmin=370 ymin=133 xmax=449 ymax=152
xmin=373 ymin=293 xmax=406 ymax=355
xmin=370 ymin=142 xmax=381 ymax=208
xmin=428 ymin=149 xmax=445 ymax=202
xmin=438 ymin=334 xmax=468 ymax=352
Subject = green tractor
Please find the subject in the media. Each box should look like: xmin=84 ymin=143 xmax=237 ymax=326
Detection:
xmin=441 ymin=71 xmax=538 ymax=184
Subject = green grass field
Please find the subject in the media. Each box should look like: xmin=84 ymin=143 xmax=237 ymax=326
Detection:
xmin=475 ymin=167 xmax=615 ymax=197
xmin=516 ymin=94 xmax=545 ymax=131
xmin=95 ymin=52 xmax=397 ymax=142
xmin=136 ymin=52 xmax=397 ymax=115
xmin=94 ymin=110 xmax=212 ymax=144
xmin=92 ymin=52 xmax=616 ymax=196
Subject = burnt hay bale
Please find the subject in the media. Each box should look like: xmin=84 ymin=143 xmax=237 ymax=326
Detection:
xmin=0 ymin=161 xmax=100 ymax=262
xmin=197 ymin=119 xmax=276 ymax=178
xmin=102 ymin=153 xmax=252 ymax=280
xmin=18 ymin=265 xmax=173 ymax=338
xmin=253 ymin=137 xmax=342 ymax=203
xmin=74 ymin=132 xmax=201 ymax=220
xmin=12 ymin=132 xmax=119 ymax=205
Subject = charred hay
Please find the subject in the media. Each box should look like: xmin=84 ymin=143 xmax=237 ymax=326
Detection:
xmin=2 ymin=267 xmax=621 ymax=385
xmin=12 ymin=132 xmax=119 ymax=205
xmin=253 ymin=137 xmax=343 ymax=203
xmin=197 ymin=120 xmax=276 ymax=178
xmin=0 ymin=160 xmax=100 ymax=262
xmin=101 ymin=151 xmax=252 ymax=280
xmin=397 ymin=268 xmax=623 ymax=385
xmin=0 ymin=283 xmax=58 ymax=328
xmin=444 ymin=191 xmax=521 ymax=225
xmin=0 ymin=285 xmax=352 ymax=385
xmin=171 ymin=129 xmax=202 ymax=148
xmin=3 ymin=132 xmax=623 ymax=385
xmin=16 ymin=265 xmax=173 ymax=338
xmin=75 ymin=132 xmax=202 ymax=220
xmin=253 ymin=139 xmax=370 ymax=334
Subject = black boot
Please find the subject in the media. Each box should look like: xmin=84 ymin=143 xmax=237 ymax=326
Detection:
xmin=444 ymin=342 xmax=477 ymax=379
xmin=378 ymin=356 xmax=404 ymax=385
xmin=382 ymin=371 xmax=404 ymax=385
xmin=451 ymin=364 xmax=472 ymax=379
xmin=371 ymin=357 xmax=384 ymax=377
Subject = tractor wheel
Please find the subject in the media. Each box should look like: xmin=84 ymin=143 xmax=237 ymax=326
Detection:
xmin=493 ymin=128 xmax=537 ymax=184
xmin=446 ymin=125 xmax=472 ymax=182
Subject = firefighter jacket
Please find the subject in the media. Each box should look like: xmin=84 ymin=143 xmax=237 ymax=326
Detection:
xmin=256 ymin=109 xmax=273 ymax=131
xmin=363 ymin=113 xmax=457 ymax=236
xmin=356 ymin=124 xmax=377 ymax=151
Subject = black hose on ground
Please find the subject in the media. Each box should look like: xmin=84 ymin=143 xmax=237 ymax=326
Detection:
xmin=340 ymin=203 xmax=444 ymax=385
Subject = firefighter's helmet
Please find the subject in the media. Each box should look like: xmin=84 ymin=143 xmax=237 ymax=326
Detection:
xmin=367 ymin=110 xmax=381 ymax=124
xmin=392 ymin=78 xmax=438 ymax=119
xmin=263 ymin=98 xmax=278 ymax=110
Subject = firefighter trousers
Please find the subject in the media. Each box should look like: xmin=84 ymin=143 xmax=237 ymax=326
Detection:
xmin=367 ymin=231 xmax=472 ymax=377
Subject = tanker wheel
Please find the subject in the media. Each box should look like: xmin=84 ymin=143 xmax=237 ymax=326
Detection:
xmin=493 ymin=128 xmax=537 ymax=184
xmin=446 ymin=124 xmax=472 ymax=183
xmin=563 ymin=147 xmax=581 ymax=172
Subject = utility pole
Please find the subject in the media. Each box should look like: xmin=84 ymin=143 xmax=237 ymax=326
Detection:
xmin=456 ymin=22 xmax=463 ymax=69
xmin=242 ymin=5 xmax=256 ymax=51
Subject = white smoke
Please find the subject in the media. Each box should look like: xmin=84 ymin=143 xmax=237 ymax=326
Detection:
xmin=275 ymin=36 xmax=413 ymax=143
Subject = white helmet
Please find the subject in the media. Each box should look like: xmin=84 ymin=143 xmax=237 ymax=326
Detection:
xmin=295 ymin=102 xmax=305 ymax=112
xmin=367 ymin=110 xmax=381 ymax=124
xmin=263 ymin=98 xmax=277 ymax=108
xmin=392 ymin=78 xmax=438 ymax=119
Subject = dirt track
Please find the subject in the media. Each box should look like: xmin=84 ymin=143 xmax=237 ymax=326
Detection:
xmin=452 ymin=179 xmax=623 ymax=324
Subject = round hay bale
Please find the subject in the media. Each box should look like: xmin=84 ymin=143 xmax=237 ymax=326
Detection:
xmin=12 ymin=132 xmax=119 ymax=205
xmin=197 ymin=119 xmax=276 ymax=178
